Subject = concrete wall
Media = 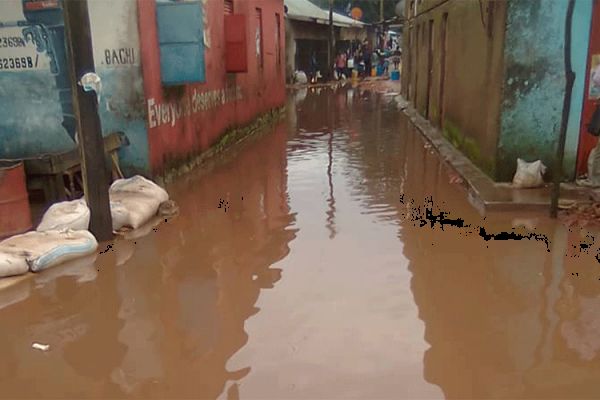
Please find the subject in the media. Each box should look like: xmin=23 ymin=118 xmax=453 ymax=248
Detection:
xmin=402 ymin=0 xmax=507 ymax=177
xmin=0 ymin=0 xmax=149 ymax=176
xmin=138 ymin=0 xmax=286 ymax=176
xmin=498 ymin=0 xmax=593 ymax=181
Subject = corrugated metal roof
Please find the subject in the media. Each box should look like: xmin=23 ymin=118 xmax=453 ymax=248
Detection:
xmin=284 ymin=0 xmax=365 ymax=28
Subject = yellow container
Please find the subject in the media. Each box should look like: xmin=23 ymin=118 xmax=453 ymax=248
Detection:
xmin=371 ymin=67 xmax=376 ymax=77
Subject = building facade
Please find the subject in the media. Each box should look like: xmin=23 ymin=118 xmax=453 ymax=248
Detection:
xmin=0 ymin=0 xmax=286 ymax=177
xmin=402 ymin=0 xmax=594 ymax=181
xmin=284 ymin=0 xmax=366 ymax=82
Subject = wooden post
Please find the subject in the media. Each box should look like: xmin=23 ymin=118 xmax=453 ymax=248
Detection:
xmin=63 ymin=0 xmax=113 ymax=240
xmin=329 ymin=0 xmax=334 ymax=80
xmin=550 ymin=0 xmax=576 ymax=218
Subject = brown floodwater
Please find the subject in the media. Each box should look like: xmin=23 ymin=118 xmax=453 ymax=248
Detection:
xmin=1 ymin=85 xmax=599 ymax=399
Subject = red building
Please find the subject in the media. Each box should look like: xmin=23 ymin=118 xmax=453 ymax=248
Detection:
xmin=138 ymin=0 xmax=286 ymax=176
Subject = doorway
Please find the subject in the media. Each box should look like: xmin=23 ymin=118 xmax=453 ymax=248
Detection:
xmin=438 ymin=13 xmax=448 ymax=127
xmin=425 ymin=19 xmax=434 ymax=119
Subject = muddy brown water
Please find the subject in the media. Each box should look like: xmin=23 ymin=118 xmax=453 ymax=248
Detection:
xmin=1 ymin=85 xmax=599 ymax=399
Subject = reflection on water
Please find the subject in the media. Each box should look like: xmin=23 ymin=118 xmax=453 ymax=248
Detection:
xmin=0 ymin=85 xmax=599 ymax=399
xmin=0 ymin=124 xmax=296 ymax=398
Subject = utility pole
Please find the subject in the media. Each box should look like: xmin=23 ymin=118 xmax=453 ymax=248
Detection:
xmin=63 ymin=0 xmax=113 ymax=240
xmin=380 ymin=0 xmax=384 ymax=22
xmin=550 ymin=0 xmax=575 ymax=218
xmin=329 ymin=0 xmax=334 ymax=81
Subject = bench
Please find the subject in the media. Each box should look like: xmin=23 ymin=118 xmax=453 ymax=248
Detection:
xmin=21 ymin=132 xmax=130 ymax=203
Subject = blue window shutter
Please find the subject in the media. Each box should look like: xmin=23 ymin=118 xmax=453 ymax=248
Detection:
xmin=156 ymin=1 xmax=206 ymax=86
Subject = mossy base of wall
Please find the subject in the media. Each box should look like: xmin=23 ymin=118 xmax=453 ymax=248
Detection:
xmin=156 ymin=107 xmax=285 ymax=185
xmin=443 ymin=120 xmax=496 ymax=178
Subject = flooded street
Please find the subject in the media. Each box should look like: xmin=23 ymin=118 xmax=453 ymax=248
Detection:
xmin=1 ymin=86 xmax=599 ymax=399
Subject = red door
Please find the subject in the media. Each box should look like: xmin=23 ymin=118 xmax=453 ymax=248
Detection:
xmin=576 ymin=0 xmax=600 ymax=175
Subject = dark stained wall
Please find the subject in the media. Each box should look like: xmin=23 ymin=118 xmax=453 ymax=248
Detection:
xmin=402 ymin=0 xmax=507 ymax=178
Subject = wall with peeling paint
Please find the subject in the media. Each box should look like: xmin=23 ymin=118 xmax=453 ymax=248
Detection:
xmin=498 ymin=0 xmax=592 ymax=181
xmin=576 ymin=0 xmax=600 ymax=175
xmin=0 ymin=0 xmax=150 ymax=176
xmin=138 ymin=0 xmax=286 ymax=176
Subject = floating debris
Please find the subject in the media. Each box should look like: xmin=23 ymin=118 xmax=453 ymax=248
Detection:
xmin=32 ymin=343 xmax=49 ymax=352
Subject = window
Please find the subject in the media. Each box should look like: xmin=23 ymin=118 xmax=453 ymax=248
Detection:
xmin=276 ymin=13 xmax=281 ymax=66
xmin=224 ymin=0 xmax=233 ymax=15
xmin=156 ymin=0 xmax=205 ymax=85
xmin=255 ymin=8 xmax=263 ymax=68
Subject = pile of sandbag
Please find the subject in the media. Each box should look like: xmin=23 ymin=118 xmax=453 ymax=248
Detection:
xmin=0 ymin=230 xmax=98 ymax=278
xmin=0 ymin=176 xmax=169 ymax=279
xmin=35 ymin=175 xmax=170 ymax=233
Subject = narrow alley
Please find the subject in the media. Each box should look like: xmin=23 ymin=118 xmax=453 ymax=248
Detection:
xmin=0 ymin=85 xmax=598 ymax=398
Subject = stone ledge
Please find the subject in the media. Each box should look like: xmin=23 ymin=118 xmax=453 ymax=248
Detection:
xmin=396 ymin=96 xmax=591 ymax=215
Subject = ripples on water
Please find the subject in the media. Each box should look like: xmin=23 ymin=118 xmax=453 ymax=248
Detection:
xmin=0 ymin=85 xmax=598 ymax=399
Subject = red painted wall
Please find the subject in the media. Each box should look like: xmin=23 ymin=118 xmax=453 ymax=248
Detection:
xmin=576 ymin=0 xmax=600 ymax=175
xmin=137 ymin=0 xmax=286 ymax=176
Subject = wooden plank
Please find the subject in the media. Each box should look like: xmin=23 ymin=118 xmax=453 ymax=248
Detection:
xmin=21 ymin=131 xmax=127 ymax=175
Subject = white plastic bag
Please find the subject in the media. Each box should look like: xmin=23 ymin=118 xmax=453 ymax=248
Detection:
xmin=512 ymin=158 xmax=547 ymax=188
xmin=37 ymin=198 xmax=90 ymax=232
xmin=0 ymin=230 xmax=98 ymax=273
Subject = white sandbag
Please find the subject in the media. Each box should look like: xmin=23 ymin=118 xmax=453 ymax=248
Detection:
xmin=33 ymin=253 xmax=98 ymax=286
xmin=37 ymin=198 xmax=90 ymax=232
xmin=110 ymin=175 xmax=169 ymax=203
xmin=0 ymin=230 xmax=98 ymax=273
xmin=110 ymin=192 xmax=162 ymax=230
xmin=110 ymin=201 xmax=131 ymax=231
xmin=0 ymin=250 xmax=29 ymax=278
xmin=512 ymin=158 xmax=547 ymax=188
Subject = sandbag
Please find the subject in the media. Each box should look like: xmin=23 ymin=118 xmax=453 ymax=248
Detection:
xmin=0 ymin=250 xmax=29 ymax=278
xmin=109 ymin=176 xmax=169 ymax=230
xmin=110 ymin=192 xmax=162 ymax=230
xmin=37 ymin=198 xmax=90 ymax=232
xmin=110 ymin=175 xmax=169 ymax=203
xmin=0 ymin=230 xmax=98 ymax=273
xmin=512 ymin=158 xmax=547 ymax=188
